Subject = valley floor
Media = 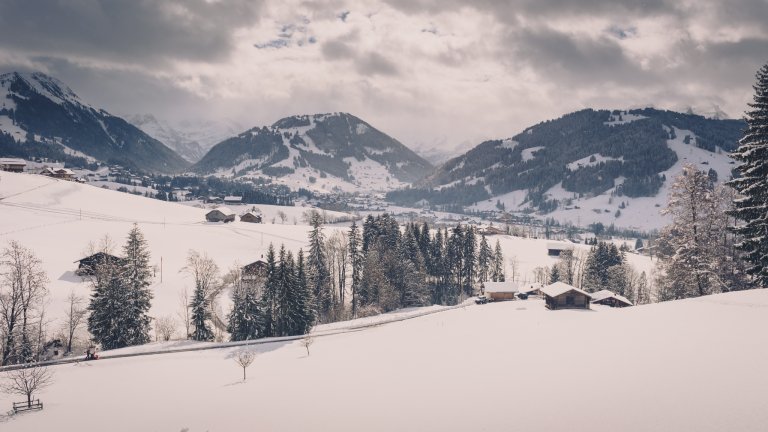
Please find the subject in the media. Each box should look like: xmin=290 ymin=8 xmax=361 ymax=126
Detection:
xmin=2 ymin=290 xmax=767 ymax=432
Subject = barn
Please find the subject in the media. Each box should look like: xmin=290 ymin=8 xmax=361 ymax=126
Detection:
xmin=0 ymin=158 xmax=27 ymax=172
xmin=547 ymin=242 xmax=571 ymax=257
xmin=74 ymin=252 xmax=125 ymax=276
xmin=242 ymin=260 xmax=268 ymax=282
xmin=591 ymin=290 xmax=633 ymax=307
xmin=240 ymin=212 xmax=262 ymax=223
xmin=541 ymin=281 xmax=592 ymax=310
xmin=482 ymin=281 xmax=519 ymax=301
xmin=205 ymin=207 xmax=236 ymax=223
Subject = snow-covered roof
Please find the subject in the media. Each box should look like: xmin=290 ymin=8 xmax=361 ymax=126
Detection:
xmin=483 ymin=281 xmax=520 ymax=293
xmin=519 ymin=283 xmax=543 ymax=294
xmin=591 ymin=289 xmax=633 ymax=306
xmin=541 ymin=281 xmax=591 ymax=298
xmin=547 ymin=242 xmax=571 ymax=250
xmin=0 ymin=158 xmax=26 ymax=165
xmin=210 ymin=206 xmax=235 ymax=216
xmin=224 ymin=196 xmax=242 ymax=202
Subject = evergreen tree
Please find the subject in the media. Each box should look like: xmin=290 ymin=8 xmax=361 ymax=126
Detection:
xmin=492 ymin=240 xmax=505 ymax=282
xmin=259 ymin=244 xmax=279 ymax=338
xmin=87 ymin=258 xmax=131 ymax=350
xmin=462 ymin=226 xmax=477 ymax=295
xmin=348 ymin=221 xmax=363 ymax=318
xmin=121 ymin=224 xmax=153 ymax=346
xmin=549 ymin=265 xmax=560 ymax=284
xmin=290 ymin=249 xmax=315 ymax=335
xmin=307 ymin=212 xmax=332 ymax=321
xmin=227 ymin=269 xmax=261 ymax=341
xmin=189 ymin=280 xmax=214 ymax=341
xmin=477 ymin=234 xmax=493 ymax=283
xmin=728 ymin=62 xmax=768 ymax=287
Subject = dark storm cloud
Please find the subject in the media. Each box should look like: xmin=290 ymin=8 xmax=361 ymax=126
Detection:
xmin=0 ymin=0 xmax=264 ymax=65
xmin=356 ymin=52 xmax=400 ymax=76
xmin=510 ymin=26 xmax=650 ymax=86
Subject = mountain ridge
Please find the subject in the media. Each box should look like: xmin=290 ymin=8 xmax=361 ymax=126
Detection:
xmin=0 ymin=71 xmax=189 ymax=173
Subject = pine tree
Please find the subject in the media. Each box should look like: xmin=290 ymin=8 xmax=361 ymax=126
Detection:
xmin=462 ymin=226 xmax=477 ymax=296
xmin=121 ymin=224 xmax=153 ymax=346
xmin=477 ymin=234 xmax=493 ymax=283
xmin=348 ymin=221 xmax=363 ymax=318
xmin=290 ymin=249 xmax=315 ymax=335
xmin=259 ymin=244 xmax=278 ymax=338
xmin=189 ymin=280 xmax=214 ymax=341
xmin=87 ymin=258 xmax=131 ymax=350
xmin=227 ymin=268 xmax=262 ymax=341
xmin=492 ymin=240 xmax=505 ymax=282
xmin=307 ymin=212 xmax=331 ymax=322
xmin=728 ymin=62 xmax=768 ymax=287
xmin=549 ymin=265 xmax=560 ymax=284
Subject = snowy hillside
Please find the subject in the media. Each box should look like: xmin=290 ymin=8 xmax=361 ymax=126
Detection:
xmin=389 ymin=108 xmax=743 ymax=231
xmin=193 ymin=112 xmax=433 ymax=193
xmin=473 ymin=125 xmax=736 ymax=230
xmin=0 ymin=171 xmax=654 ymax=328
xmin=127 ymin=114 xmax=243 ymax=163
xmin=1 ymin=288 xmax=766 ymax=431
xmin=0 ymin=72 xmax=188 ymax=173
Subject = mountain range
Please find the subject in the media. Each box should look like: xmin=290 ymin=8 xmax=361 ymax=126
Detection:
xmin=0 ymin=71 xmax=749 ymax=229
xmin=0 ymin=72 xmax=188 ymax=173
xmin=191 ymin=112 xmax=433 ymax=193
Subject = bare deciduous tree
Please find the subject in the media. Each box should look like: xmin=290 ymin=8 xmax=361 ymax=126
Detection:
xmin=154 ymin=316 xmax=177 ymax=341
xmin=1 ymin=364 xmax=54 ymax=408
xmin=301 ymin=334 xmax=314 ymax=356
xmin=177 ymin=286 xmax=191 ymax=338
xmin=64 ymin=291 xmax=87 ymax=354
xmin=0 ymin=241 xmax=49 ymax=366
xmin=277 ymin=210 xmax=287 ymax=224
xmin=234 ymin=350 xmax=256 ymax=381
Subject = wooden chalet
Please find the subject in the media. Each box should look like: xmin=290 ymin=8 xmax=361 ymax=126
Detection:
xmin=74 ymin=252 xmax=125 ymax=276
xmin=41 ymin=167 xmax=75 ymax=180
xmin=590 ymin=289 xmax=633 ymax=308
xmin=205 ymin=207 xmax=236 ymax=223
xmin=541 ymin=282 xmax=591 ymax=310
xmin=0 ymin=158 xmax=26 ymax=172
xmin=482 ymin=281 xmax=519 ymax=301
xmin=224 ymin=196 xmax=243 ymax=205
xmin=547 ymin=242 xmax=571 ymax=257
xmin=240 ymin=212 xmax=262 ymax=223
xmin=242 ymin=260 xmax=268 ymax=281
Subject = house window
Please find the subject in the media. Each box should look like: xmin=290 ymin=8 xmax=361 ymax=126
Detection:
xmin=566 ymin=296 xmax=574 ymax=305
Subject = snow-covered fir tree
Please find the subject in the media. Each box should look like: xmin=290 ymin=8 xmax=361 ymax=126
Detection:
xmin=227 ymin=268 xmax=262 ymax=341
xmin=121 ymin=224 xmax=153 ymax=346
xmin=88 ymin=226 xmax=154 ymax=350
xmin=477 ymin=234 xmax=493 ymax=283
xmin=491 ymin=240 xmax=505 ymax=282
xmin=348 ymin=221 xmax=362 ymax=318
xmin=656 ymin=164 xmax=747 ymax=300
xmin=259 ymin=245 xmax=279 ymax=338
xmin=728 ymin=61 xmax=768 ymax=288
xmin=306 ymin=211 xmax=332 ymax=322
xmin=189 ymin=281 xmax=214 ymax=341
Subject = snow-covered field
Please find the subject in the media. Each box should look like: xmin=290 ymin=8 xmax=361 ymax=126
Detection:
xmin=1 ymin=289 xmax=766 ymax=431
xmin=0 ymin=172 xmax=654 ymax=331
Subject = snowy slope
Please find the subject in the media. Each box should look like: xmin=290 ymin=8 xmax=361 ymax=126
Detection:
xmin=1 ymin=289 xmax=766 ymax=431
xmin=0 ymin=171 xmax=654 ymax=330
xmin=471 ymin=125 xmax=736 ymax=230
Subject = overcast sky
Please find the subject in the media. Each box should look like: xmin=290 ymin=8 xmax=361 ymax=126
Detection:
xmin=0 ymin=0 xmax=766 ymax=152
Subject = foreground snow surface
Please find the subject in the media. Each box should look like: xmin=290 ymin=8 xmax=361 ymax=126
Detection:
xmin=2 ymin=290 xmax=768 ymax=432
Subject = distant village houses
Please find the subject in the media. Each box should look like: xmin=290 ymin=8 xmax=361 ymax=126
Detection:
xmin=205 ymin=207 xmax=236 ymax=223
xmin=240 ymin=212 xmax=262 ymax=223
xmin=0 ymin=158 xmax=26 ymax=172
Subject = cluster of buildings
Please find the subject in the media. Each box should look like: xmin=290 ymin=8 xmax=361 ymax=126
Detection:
xmin=481 ymin=280 xmax=633 ymax=309
xmin=204 ymin=207 xmax=262 ymax=224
